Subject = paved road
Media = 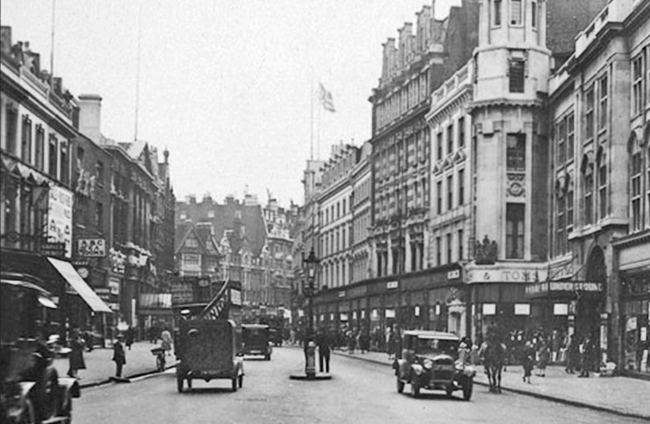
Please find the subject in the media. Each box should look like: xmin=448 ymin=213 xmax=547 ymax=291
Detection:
xmin=73 ymin=347 xmax=646 ymax=424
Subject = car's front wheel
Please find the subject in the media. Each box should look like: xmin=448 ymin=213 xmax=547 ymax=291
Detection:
xmin=396 ymin=377 xmax=404 ymax=393
xmin=463 ymin=379 xmax=473 ymax=401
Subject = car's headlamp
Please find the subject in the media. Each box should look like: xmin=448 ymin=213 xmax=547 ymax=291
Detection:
xmin=423 ymin=359 xmax=433 ymax=370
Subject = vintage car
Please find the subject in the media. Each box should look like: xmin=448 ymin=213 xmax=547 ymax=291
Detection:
xmin=394 ymin=331 xmax=475 ymax=400
xmin=241 ymin=324 xmax=273 ymax=360
xmin=1 ymin=272 xmax=80 ymax=423
xmin=175 ymin=319 xmax=244 ymax=393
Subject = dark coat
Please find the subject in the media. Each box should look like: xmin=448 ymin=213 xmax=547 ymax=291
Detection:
xmin=316 ymin=333 xmax=331 ymax=353
xmin=112 ymin=341 xmax=126 ymax=365
xmin=69 ymin=337 xmax=86 ymax=370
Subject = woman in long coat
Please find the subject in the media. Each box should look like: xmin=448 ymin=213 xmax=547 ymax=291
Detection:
xmin=68 ymin=330 xmax=86 ymax=378
xmin=537 ymin=341 xmax=550 ymax=377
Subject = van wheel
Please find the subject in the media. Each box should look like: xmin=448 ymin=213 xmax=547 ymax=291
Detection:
xmin=232 ymin=378 xmax=238 ymax=392
xmin=20 ymin=398 xmax=36 ymax=424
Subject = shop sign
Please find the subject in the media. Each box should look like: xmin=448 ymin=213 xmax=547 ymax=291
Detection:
xmin=231 ymin=289 xmax=242 ymax=306
xmin=514 ymin=303 xmax=530 ymax=315
xmin=107 ymin=302 xmax=119 ymax=311
xmin=525 ymin=281 xmax=604 ymax=297
xmin=387 ymin=281 xmax=399 ymax=289
xmin=447 ymin=270 xmax=461 ymax=280
xmin=482 ymin=303 xmax=496 ymax=315
xmin=467 ymin=268 xmax=545 ymax=284
xmin=338 ymin=290 xmax=346 ymax=298
xmin=41 ymin=242 xmax=66 ymax=258
xmin=47 ymin=186 xmax=73 ymax=258
xmin=553 ymin=303 xmax=569 ymax=316
xmin=94 ymin=288 xmax=111 ymax=301
xmin=340 ymin=313 xmax=349 ymax=321
xmin=385 ymin=309 xmax=395 ymax=318
xmin=108 ymin=278 xmax=120 ymax=295
xmin=77 ymin=238 xmax=106 ymax=257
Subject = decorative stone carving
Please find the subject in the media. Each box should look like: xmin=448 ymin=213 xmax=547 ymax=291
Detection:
xmin=474 ymin=235 xmax=497 ymax=265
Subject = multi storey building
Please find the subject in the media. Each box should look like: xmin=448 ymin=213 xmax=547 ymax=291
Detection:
xmin=77 ymin=94 xmax=176 ymax=335
xmin=547 ymin=0 xmax=650 ymax=376
xmin=351 ymin=141 xmax=373 ymax=284
xmin=1 ymin=28 xmax=113 ymax=339
xmin=175 ymin=221 xmax=221 ymax=279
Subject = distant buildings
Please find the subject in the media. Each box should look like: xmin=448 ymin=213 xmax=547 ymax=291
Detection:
xmin=176 ymin=193 xmax=299 ymax=314
xmin=1 ymin=27 xmax=176 ymax=339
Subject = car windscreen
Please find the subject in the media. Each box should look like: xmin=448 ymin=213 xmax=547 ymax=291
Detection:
xmin=415 ymin=338 xmax=458 ymax=356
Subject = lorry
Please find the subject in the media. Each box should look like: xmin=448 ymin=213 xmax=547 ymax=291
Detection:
xmin=0 ymin=272 xmax=80 ymax=423
xmin=172 ymin=278 xmax=244 ymax=393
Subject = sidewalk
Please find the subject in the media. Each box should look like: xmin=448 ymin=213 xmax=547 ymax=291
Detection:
xmin=330 ymin=349 xmax=650 ymax=420
xmin=54 ymin=341 xmax=174 ymax=388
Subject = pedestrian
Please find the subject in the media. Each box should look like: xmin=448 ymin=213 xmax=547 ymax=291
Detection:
xmin=347 ymin=330 xmax=356 ymax=354
xmin=359 ymin=329 xmax=370 ymax=354
xmin=521 ymin=341 xmax=535 ymax=384
xmin=578 ymin=337 xmax=593 ymax=378
xmin=125 ymin=327 xmax=134 ymax=350
xmin=67 ymin=329 xmax=86 ymax=379
xmin=316 ymin=329 xmax=331 ymax=373
xmin=386 ymin=326 xmax=395 ymax=360
xmin=161 ymin=328 xmax=173 ymax=356
xmin=458 ymin=338 xmax=470 ymax=365
xmin=112 ymin=335 xmax=127 ymax=378
xmin=536 ymin=341 xmax=549 ymax=377
xmin=564 ymin=334 xmax=576 ymax=374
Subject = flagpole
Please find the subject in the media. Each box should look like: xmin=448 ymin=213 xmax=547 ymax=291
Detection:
xmin=310 ymin=72 xmax=314 ymax=161
xmin=134 ymin=2 xmax=143 ymax=142
xmin=317 ymin=84 xmax=321 ymax=161
xmin=48 ymin=0 xmax=56 ymax=97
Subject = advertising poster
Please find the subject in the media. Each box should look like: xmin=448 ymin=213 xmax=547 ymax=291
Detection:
xmin=78 ymin=238 xmax=106 ymax=257
xmin=47 ymin=186 xmax=73 ymax=258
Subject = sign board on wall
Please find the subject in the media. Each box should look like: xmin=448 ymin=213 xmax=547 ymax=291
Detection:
xmin=47 ymin=186 xmax=73 ymax=258
xmin=514 ymin=303 xmax=530 ymax=315
xmin=77 ymin=238 xmax=106 ymax=257
xmin=482 ymin=303 xmax=496 ymax=315
xmin=554 ymin=303 xmax=569 ymax=316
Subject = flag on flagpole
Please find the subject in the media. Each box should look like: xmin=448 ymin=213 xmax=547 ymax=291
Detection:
xmin=319 ymin=82 xmax=336 ymax=113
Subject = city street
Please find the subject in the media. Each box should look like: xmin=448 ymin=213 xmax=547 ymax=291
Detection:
xmin=73 ymin=347 xmax=646 ymax=424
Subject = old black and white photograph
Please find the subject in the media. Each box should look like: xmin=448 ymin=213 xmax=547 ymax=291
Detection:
xmin=1 ymin=0 xmax=649 ymax=423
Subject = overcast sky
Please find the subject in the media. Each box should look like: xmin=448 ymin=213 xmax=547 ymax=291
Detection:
xmin=3 ymin=0 xmax=460 ymax=206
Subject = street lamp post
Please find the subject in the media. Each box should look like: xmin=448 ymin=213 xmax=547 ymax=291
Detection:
xmin=303 ymin=247 xmax=320 ymax=379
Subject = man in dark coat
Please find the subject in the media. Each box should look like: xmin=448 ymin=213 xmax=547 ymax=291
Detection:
xmin=67 ymin=329 xmax=86 ymax=378
xmin=112 ymin=335 xmax=127 ymax=378
xmin=316 ymin=329 xmax=331 ymax=373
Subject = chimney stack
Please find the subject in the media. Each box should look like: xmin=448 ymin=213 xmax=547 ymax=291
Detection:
xmin=77 ymin=94 xmax=103 ymax=144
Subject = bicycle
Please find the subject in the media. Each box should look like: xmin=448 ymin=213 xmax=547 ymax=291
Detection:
xmin=151 ymin=347 xmax=166 ymax=372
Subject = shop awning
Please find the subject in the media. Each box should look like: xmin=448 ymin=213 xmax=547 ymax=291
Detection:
xmin=47 ymin=257 xmax=112 ymax=313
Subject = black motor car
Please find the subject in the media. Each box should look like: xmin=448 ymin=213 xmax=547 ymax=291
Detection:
xmin=394 ymin=330 xmax=476 ymax=400
xmin=0 ymin=272 xmax=80 ymax=423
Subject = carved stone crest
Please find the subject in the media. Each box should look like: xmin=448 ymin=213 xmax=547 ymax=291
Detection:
xmin=475 ymin=235 xmax=497 ymax=265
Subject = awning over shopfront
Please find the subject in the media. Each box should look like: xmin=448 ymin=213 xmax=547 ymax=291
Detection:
xmin=47 ymin=257 xmax=112 ymax=313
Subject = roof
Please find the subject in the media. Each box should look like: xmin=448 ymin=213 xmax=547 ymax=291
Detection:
xmin=403 ymin=331 xmax=459 ymax=341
